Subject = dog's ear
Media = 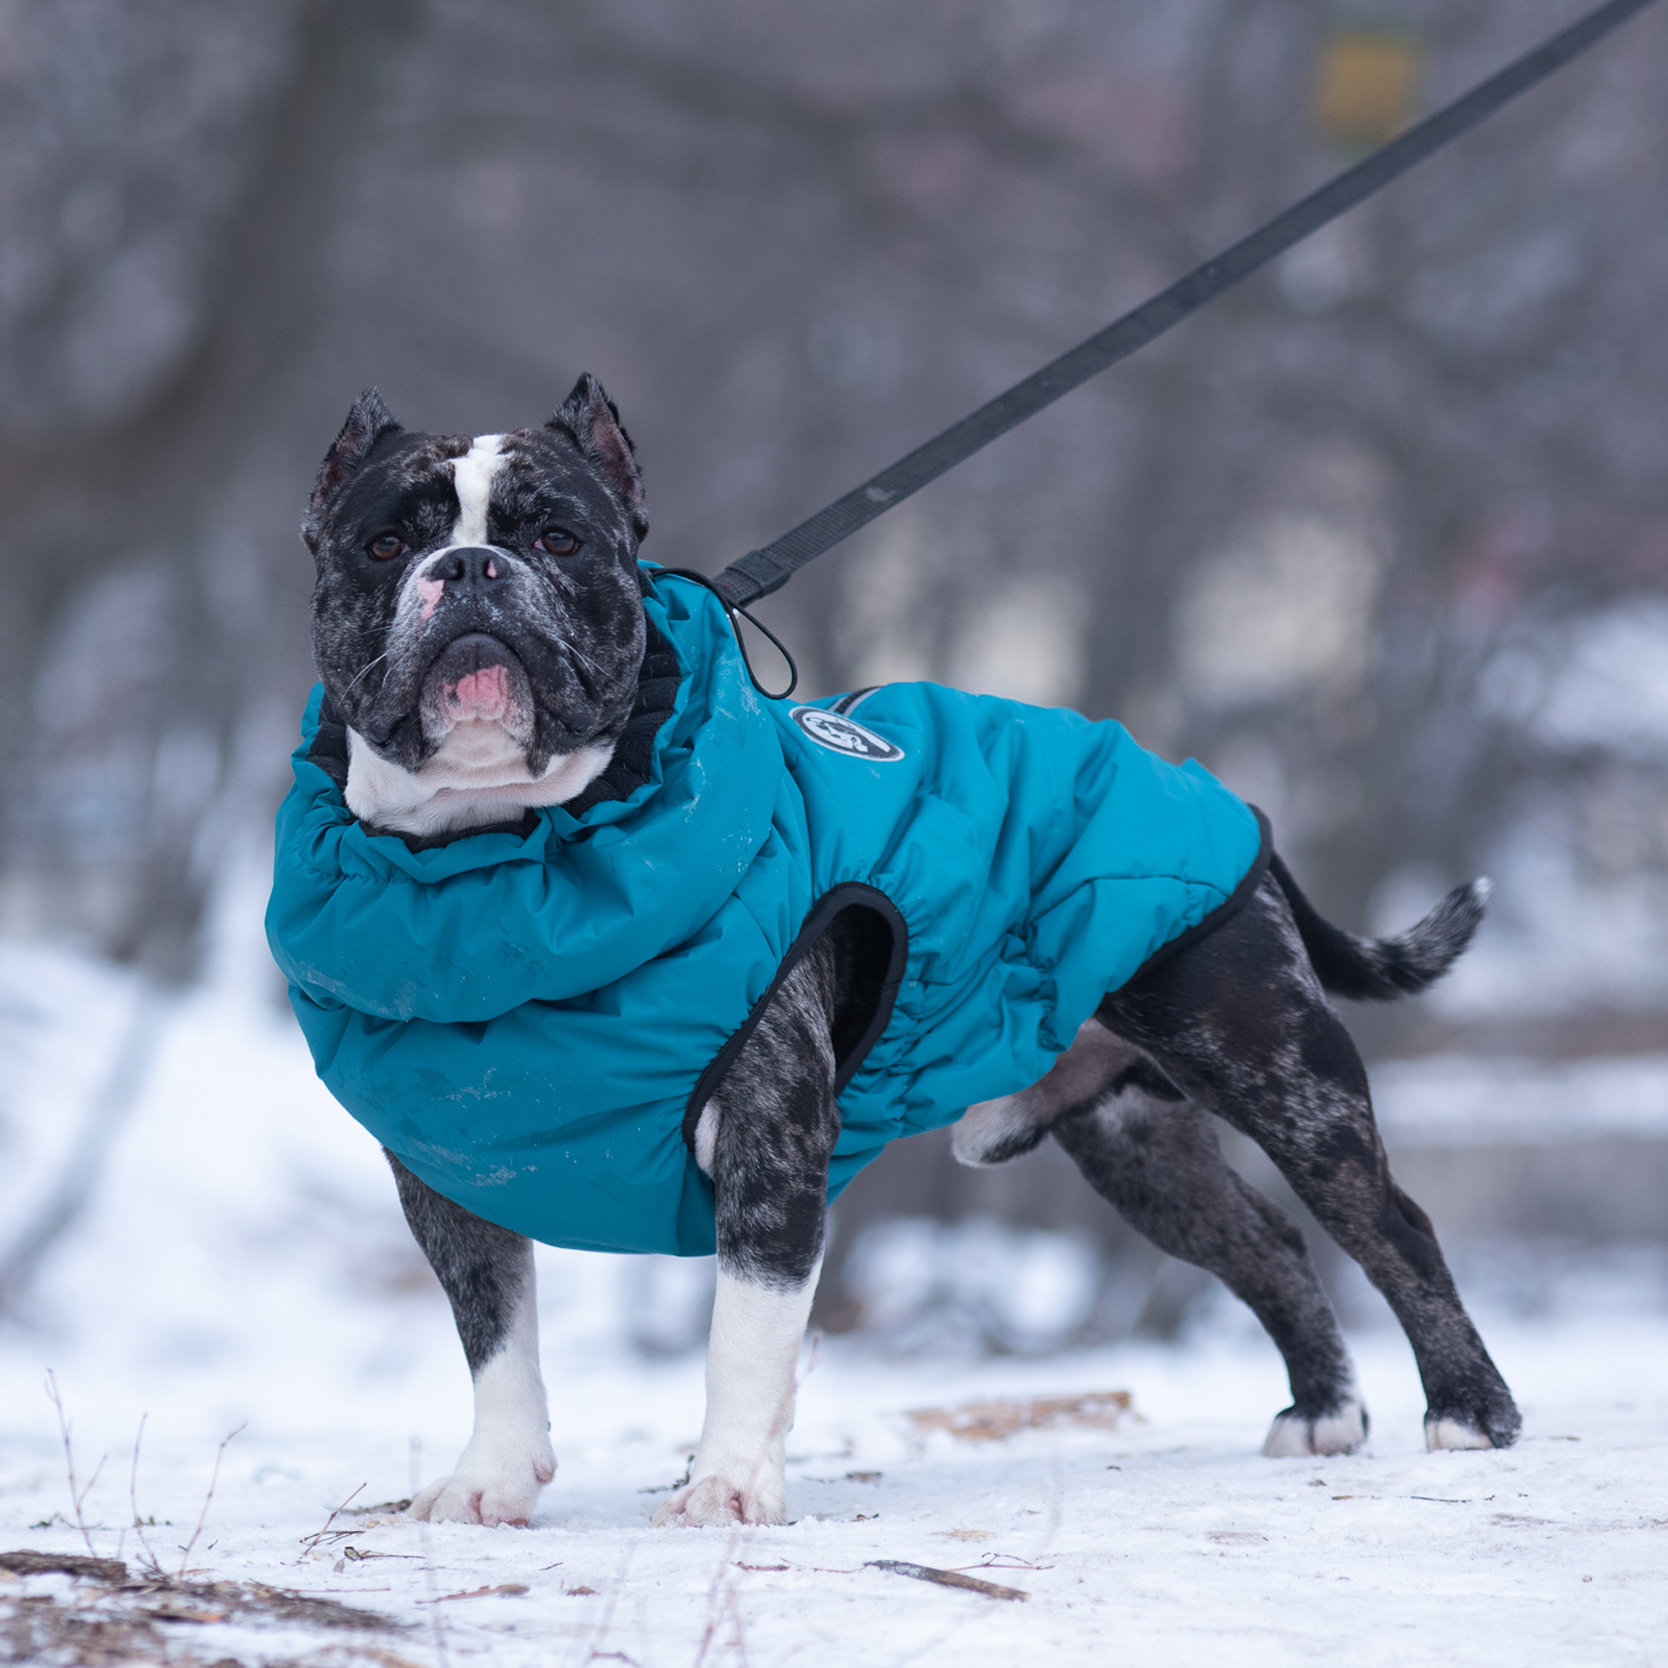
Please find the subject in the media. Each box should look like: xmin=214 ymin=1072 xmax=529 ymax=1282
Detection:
xmin=548 ymin=374 xmax=648 ymax=543
xmin=304 ymin=389 xmax=402 ymax=548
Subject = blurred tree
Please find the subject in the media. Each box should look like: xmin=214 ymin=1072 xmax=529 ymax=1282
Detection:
xmin=0 ymin=0 xmax=1662 ymax=1031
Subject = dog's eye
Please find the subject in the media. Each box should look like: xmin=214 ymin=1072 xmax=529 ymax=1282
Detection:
xmin=366 ymin=533 xmax=408 ymax=561
xmin=534 ymin=529 xmax=581 ymax=557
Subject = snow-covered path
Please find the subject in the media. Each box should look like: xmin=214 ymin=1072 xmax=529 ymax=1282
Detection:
xmin=2 ymin=953 xmax=1666 ymax=1665
xmin=5 ymin=1316 xmax=1666 ymax=1667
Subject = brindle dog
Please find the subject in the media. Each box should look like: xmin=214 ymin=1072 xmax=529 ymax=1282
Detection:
xmin=301 ymin=376 xmax=1519 ymax=1528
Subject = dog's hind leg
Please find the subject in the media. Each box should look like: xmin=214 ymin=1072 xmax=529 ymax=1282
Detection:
xmin=387 ymin=1153 xmax=555 ymax=1525
xmin=1051 ymin=1076 xmax=1366 ymax=1455
xmin=653 ymin=943 xmax=840 ymax=1529
xmin=957 ymin=1022 xmax=1363 ymax=1452
xmin=1099 ymin=876 xmax=1521 ymax=1452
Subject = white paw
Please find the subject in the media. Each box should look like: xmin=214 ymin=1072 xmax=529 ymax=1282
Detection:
xmin=409 ymin=1438 xmax=555 ymax=1527
xmin=651 ymin=1471 xmax=786 ymax=1528
xmin=1263 ymin=1397 xmax=1368 ymax=1457
xmin=1425 ymin=1416 xmax=1495 ymax=1451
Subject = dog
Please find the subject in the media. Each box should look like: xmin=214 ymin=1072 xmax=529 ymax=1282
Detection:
xmin=270 ymin=374 xmax=1520 ymax=1529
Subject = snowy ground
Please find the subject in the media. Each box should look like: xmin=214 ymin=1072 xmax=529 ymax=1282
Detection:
xmin=3 ymin=944 xmax=1668 ymax=1665
xmin=6 ymin=1319 xmax=1668 ymax=1667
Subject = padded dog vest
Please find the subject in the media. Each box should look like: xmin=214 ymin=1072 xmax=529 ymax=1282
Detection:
xmin=267 ymin=569 xmax=1266 ymax=1256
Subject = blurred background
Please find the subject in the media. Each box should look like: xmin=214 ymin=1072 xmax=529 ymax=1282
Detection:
xmin=2 ymin=0 xmax=1667 ymax=1383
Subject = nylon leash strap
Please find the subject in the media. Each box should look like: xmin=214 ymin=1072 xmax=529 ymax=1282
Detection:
xmin=713 ymin=0 xmax=1659 ymax=609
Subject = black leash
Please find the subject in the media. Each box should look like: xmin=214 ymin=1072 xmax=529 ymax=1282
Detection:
xmin=713 ymin=0 xmax=1659 ymax=610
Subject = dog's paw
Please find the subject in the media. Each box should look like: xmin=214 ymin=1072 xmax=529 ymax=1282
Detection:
xmin=409 ymin=1438 xmax=556 ymax=1527
xmin=1427 ymin=1381 xmax=1521 ymax=1447
xmin=1262 ymin=1395 xmax=1369 ymax=1457
xmin=651 ymin=1472 xmax=786 ymax=1528
xmin=1427 ymin=1401 xmax=1521 ymax=1454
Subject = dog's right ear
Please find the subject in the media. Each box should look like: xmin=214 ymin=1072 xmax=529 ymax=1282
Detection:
xmin=304 ymin=389 xmax=402 ymax=549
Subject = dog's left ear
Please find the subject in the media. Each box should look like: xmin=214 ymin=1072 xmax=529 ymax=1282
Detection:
xmin=548 ymin=374 xmax=649 ymax=544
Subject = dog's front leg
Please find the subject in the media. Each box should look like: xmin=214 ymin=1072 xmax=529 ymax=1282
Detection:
xmin=654 ymin=950 xmax=839 ymax=1528
xmin=387 ymin=1152 xmax=556 ymax=1526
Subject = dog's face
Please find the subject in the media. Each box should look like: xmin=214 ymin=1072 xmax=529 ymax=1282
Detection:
xmin=303 ymin=375 xmax=649 ymax=786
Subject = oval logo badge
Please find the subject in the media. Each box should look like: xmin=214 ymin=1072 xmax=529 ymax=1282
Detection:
xmin=790 ymin=705 xmax=904 ymax=762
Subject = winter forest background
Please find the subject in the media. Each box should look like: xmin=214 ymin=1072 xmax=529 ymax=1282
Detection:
xmin=3 ymin=0 xmax=1668 ymax=1373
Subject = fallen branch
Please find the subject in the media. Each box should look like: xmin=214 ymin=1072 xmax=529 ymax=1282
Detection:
xmin=866 ymin=1560 xmax=1029 ymax=1602
xmin=422 ymin=1583 xmax=530 ymax=1602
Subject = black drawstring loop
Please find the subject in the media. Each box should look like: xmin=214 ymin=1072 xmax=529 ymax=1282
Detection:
xmin=655 ymin=569 xmax=800 ymax=701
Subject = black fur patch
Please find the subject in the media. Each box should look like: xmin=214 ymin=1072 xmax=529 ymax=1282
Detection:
xmin=386 ymin=1149 xmax=530 ymax=1375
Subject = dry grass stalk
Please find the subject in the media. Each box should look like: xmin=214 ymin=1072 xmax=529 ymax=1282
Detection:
xmin=906 ymin=1390 xmax=1133 ymax=1444
xmin=126 ymin=1412 xmax=165 ymax=1578
xmin=177 ymin=1422 xmax=246 ymax=1577
xmin=43 ymin=1370 xmax=106 ymax=1557
xmin=298 ymin=1482 xmax=368 ymax=1559
xmin=409 ymin=1434 xmax=451 ymax=1668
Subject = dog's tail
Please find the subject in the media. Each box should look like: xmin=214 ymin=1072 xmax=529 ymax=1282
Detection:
xmin=1270 ymin=853 xmax=1488 ymax=1002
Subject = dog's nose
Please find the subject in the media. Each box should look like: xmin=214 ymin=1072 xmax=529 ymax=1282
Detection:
xmin=434 ymin=546 xmax=506 ymax=589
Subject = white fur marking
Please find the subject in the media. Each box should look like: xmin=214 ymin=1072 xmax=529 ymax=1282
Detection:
xmin=1426 ymin=1416 xmax=1494 ymax=1452
xmin=952 ymin=1093 xmax=1033 ymax=1167
xmin=651 ymin=1263 xmax=818 ymax=1527
xmin=450 ymin=434 xmax=505 ymax=545
xmin=693 ymin=1101 xmax=719 ymax=1176
xmin=1263 ymin=1390 xmax=1368 ymax=1457
xmin=345 ymin=726 xmax=614 ymax=836
xmin=410 ymin=1276 xmax=555 ymax=1527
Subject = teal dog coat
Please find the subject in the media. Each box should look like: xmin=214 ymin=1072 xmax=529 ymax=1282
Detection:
xmin=267 ymin=570 xmax=1267 ymax=1256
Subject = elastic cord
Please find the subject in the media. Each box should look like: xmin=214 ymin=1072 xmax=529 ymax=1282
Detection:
xmin=655 ymin=568 xmax=800 ymax=700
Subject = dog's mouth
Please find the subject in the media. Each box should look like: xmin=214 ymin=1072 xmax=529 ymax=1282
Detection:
xmin=420 ymin=632 xmax=536 ymax=745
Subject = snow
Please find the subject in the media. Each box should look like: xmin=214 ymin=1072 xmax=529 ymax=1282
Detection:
xmin=1373 ymin=1052 xmax=1668 ymax=1145
xmin=3 ymin=942 xmax=1668 ymax=1665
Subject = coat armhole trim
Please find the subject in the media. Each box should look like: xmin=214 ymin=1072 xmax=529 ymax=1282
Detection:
xmin=682 ymin=881 xmax=909 ymax=1155
xmin=1120 ymin=805 xmax=1273 ymax=988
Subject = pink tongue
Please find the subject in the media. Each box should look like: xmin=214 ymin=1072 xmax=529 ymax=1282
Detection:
xmin=446 ymin=664 xmax=512 ymax=721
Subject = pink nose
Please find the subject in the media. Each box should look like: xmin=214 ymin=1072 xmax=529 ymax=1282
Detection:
xmin=446 ymin=664 xmax=512 ymax=720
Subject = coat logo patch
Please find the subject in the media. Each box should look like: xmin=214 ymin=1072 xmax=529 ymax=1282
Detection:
xmin=790 ymin=705 xmax=904 ymax=762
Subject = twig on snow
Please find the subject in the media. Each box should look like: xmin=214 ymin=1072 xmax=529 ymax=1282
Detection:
xmin=409 ymin=1436 xmax=451 ymax=1668
xmin=298 ymin=1481 xmax=368 ymax=1559
xmin=866 ymin=1561 xmax=1029 ymax=1602
xmin=726 ymin=1583 xmax=751 ymax=1668
xmin=177 ymin=1422 xmax=245 ymax=1577
xmin=422 ymin=1583 xmax=531 ymax=1602
xmin=43 ymin=1370 xmax=105 ymax=1557
xmin=583 ymin=1542 xmax=634 ymax=1668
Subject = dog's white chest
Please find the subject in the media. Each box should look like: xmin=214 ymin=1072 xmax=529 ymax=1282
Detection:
xmin=345 ymin=722 xmax=613 ymax=836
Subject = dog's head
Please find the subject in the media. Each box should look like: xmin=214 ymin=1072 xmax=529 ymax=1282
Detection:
xmin=303 ymin=375 xmax=650 ymax=810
